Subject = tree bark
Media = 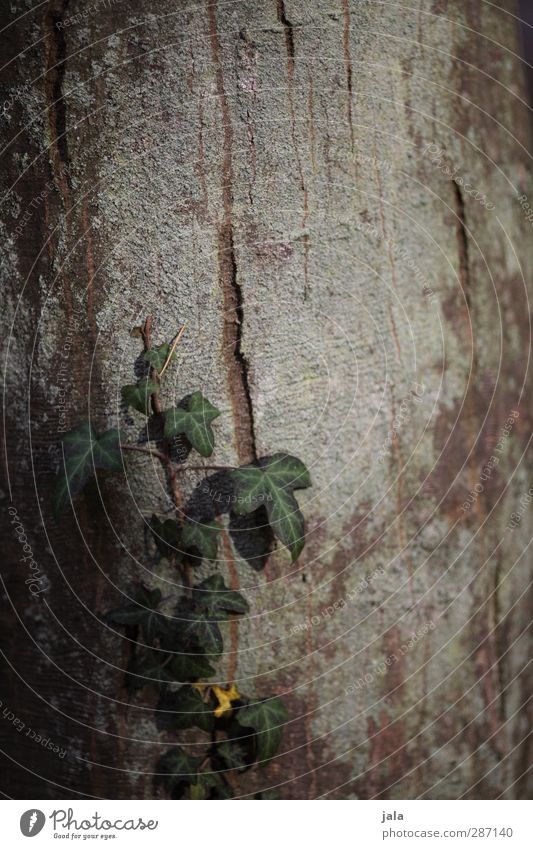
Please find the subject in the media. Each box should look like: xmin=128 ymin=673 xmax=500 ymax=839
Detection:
xmin=1 ymin=0 xmax=532 ymax=799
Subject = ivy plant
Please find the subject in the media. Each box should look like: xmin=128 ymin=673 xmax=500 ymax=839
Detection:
xmin=54 ymin=317 xmax=311 ymax=799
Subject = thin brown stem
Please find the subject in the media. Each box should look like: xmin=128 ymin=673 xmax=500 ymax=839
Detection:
xmin=159 ymin=324 xmax=186 ymax=378
xmin=174 ymin=464 xmax=235 ymax=473
xmin=121 ymin=444 xmax=168 ymax=463
xmin=140 ymin=314 xmax=153 ymax=351
xmin=166 ymin=460 xmax=184 ymax=513
xmin=122 ymin=447 xmax=233 ymax=481
xmin=137 ymin=315 xmax=183 ymax=511
xmin=142 ymin=314 xmax=163 ymax=415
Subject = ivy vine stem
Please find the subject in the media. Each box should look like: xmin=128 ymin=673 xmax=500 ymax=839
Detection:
xmin=121 ymin=444 xmax=168 ymax=463
xmin=121 ymin=445 xmax=233 ymax=475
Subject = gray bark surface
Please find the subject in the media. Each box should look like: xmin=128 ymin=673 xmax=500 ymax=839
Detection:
xmin=1 ymin=0 xmax=532 ymax=798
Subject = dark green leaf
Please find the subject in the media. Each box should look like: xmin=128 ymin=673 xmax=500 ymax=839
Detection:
xmin=53 ymin=423 xmax=123 ymax=515
xmin=129 ymin=651 xmax=215 ymax=691
xmin=216 ymin=740 xmax=250 ymax=772
xmin=236 ymin=697 xmax=288 ymax=765
xmin=155 ymin=746 xmax=200 ymax=797
xmin=164 ymin=391 xmax=220 ymax=457
xmin=167 ymin=652 xmax=216 ymax=682
xmin=92 ymin=428 xmax=122 ymax=471
xmin=156 ymin=686 xmax=213 ymax=733
xmin=105 ymin=585 xmax=164 ymax=644
xmin=150 ymin=515 xmax=182 ymax=559
xmin=127 ymin=653 xmax=178 ymax=692
xmin=231 ymin=454 xmax=311 ymax=560
xmin=190 ymin=771 xmax=233 ymax=799
xmin=144 ymin=341 xmax=175 ymax=373
xmin=179 ymin=613 xmax=223 ymax=656
xmin=181 ymin=519 xmax=220 ymax=562
xmin=121 ymin=377 xmax=159 ymax=414
xmin=193 ymin=573 xmax=249 ymax=619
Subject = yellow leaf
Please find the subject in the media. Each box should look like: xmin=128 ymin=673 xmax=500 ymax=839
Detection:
xmin=212 ymin=683 xmax=241 ymax=718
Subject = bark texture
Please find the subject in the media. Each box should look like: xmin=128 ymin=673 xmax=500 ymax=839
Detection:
xmin=1 ymin=0 xmax=532 ymax=799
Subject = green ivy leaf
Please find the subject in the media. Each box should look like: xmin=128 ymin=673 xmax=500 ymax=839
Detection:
xmin=156 ymin=686 xmax=213 ymax=733
xmin=189 ymin=781 xmax=208 ymax=800
xmin=216 ymin=740 xmax=250 ymax=772
xmin=190 ymin=771 xmax=233 ymax=799
xmin=231 ymin=454 xmax=311 ymax=560
xmin=179 ymin=613 xmax=223 ymax=656
xmin=127 ymin=654 xmax=179 ymax=691
xmin=209 ymin=782 xmax=234 ymax=799
xmin=164 ymin=391 xmax=220 ymax=457
xmin=167 ymin=652 xmax=216 ymax=682
xmin=121 ymin=377 xmax=160 ymax=414
xmin=53 ymin=422 xmax=122 ymax=515
xmin=92 ymin=428 xmax=123 ymax=470
xmin=144 ymin=342 xmax=175 ymax=373
xmin=182 ymin=519 xmax=220 ymax=562
xmin=105 ymin=585 xmax=164 ymax=645
xmin=193 ymin=574 xmax=249 ymax=619
xmin=155 ymin=746 xmax=201 ymax=797
xmin=236 ymin=697 xmax=288 ymax=765
xmin=129 ymin=651 xmax=215 ymax=691
xmin=150 ymin=515 xmax=182 ymax=559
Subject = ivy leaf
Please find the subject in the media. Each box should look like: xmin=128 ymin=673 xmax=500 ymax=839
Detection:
xmin=236 ymin=697 xmax=288 ymax=765
xmin=164 ymin=391 xmax=220 ymax=457
xmin=121 ymin=377 xmax=160 ymax=414
xmin=156 ymin=686 xmax=213 ymax=733
xmin=129 ymin=651 xmax=215 ymax=691
xmin=181 ymin=519 xmax=220 ymax=562
xmin=127 ymin=653 xmax=179 ymax=692
xmin=193 ymin=574 xmax=249 ymax=620
xmin=190 ymin=771 xmax=233 ymax=799
xmin=105 ymin=585 xmax=164 ymax=645
xmin=216 ymin=740 xmax=250 ymax=772
xmin=92 ymin=428 xmax=123 ymax=471
xmin=150 ymin=515 xmax=182 ymax=559
xmin=189 ymin=781 xmax=208 ymax=800
xmin=179 ymin=613 xmax=223 ymax=656
xmin=209 ymin=782 xmax=234 ymax=799
xmin=229 ymin=509 xmax=274 ymax=572
xmin=53 ymin=422 xmax=122 ymax=515
xmin=231 ymin=454 xmax=311 ymax=560
xmin=167 ymin=652 xmax=216 ymax=682
xmin=155 ymin=746 xmax=201 ymax=797
xmin=144 ymin=342 xmax=174 ymax=373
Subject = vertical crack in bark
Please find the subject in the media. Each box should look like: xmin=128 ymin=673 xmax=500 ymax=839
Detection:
xmin=341 ymin=0 xmax=355 ymax=151
xmin=43 ymin=0 xmax=73 ymax=317
xmin=276 ymin=0 xmax=295 ymax=67
xmin=275 ymin=0 xmax=310 ymax=297
xmin=453 ymin=181 xmax=481 ymax=495
xmin=43 ymin=1 xmax=72 ymax=199
xmin=218 ymin=224 xmax=258 ymax=463
xmin=208 ymin=0 xmax=257 ymax=464
xmin=453 ymin=182 xmax=473 ymax=316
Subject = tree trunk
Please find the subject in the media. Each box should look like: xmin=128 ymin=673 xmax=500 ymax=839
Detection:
xmin=1 ymin=0 xmax=532 ymax=799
